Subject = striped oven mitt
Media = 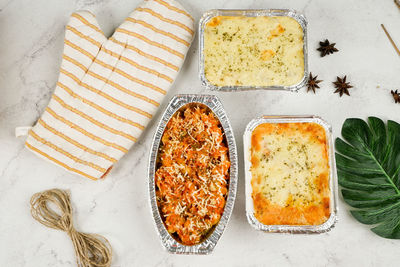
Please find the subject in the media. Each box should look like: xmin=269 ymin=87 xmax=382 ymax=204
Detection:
xmin=23 ymin=0 xmax=194 ymax=180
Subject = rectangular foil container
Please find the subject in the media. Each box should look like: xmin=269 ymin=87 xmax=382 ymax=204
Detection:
xmin=243 ymin=115 xmax=338 ymax=233
xmin=199 ymin=9 xmax=308 ymax=92
xmin=148 ymin=94 xmax=238 ymax=254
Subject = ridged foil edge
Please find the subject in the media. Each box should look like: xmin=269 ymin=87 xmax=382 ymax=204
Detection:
xmin=243 ymin=115 xmax=338 ymax=233
xmin=148 ymin=94 xmax=238 ymax=254
xmin=198 ymin=9 xmax=308 ymax=92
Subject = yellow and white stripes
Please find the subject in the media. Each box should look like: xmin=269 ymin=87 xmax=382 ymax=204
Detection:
xmin=25 ymin=0 xmax=194 ymax=180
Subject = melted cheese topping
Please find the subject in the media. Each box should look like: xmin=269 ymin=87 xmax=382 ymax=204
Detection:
xmin=204 ymin=16 xmax=304 ymax=87
xmin=250 ymin=123 xmax=330 ymax=225
xmin=155 ymin=104 xmax=230 ymax=245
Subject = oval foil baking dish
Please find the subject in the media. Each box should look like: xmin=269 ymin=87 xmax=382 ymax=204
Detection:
xmin=148 ymin=94 xmax=238 ymax=254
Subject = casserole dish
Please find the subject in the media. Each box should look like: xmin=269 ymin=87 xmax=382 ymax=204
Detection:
xmin=148 ymin=94 xmax=238 ymax=253
xmin=199 ymin=9 xmax=308 ymax=91
xmin=243 ymin=115 xmax=338 ymax=233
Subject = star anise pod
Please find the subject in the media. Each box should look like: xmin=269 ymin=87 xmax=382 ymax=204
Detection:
xmin=333 ymin=76 xmax=353 ymax=97
xmin=307 ymin=72 xmax=322 ymax=93
xmin=391 ymin=90 xmax=400 ymax=103
xmin=317 ymin=39 xmax=339 ymax=57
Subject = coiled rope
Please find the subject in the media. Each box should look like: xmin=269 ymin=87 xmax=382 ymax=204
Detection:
xmin=30 ymin=189 xmax=112 ymax=267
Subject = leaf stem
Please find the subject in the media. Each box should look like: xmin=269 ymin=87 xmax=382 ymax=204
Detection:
xmin=361 ymin=141 xmax=400 ymax=194
xmin=391 ymin=165 xmax=400 ymax=182
xmin=360 ymin=200 xmax=400 ymax=216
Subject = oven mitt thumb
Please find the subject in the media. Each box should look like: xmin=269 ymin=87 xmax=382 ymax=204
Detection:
xmin=19 ymin=0 xmax=194 ymax=180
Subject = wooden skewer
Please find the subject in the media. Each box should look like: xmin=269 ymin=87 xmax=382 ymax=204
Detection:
xmin=381 ymin=24 xmax=400 ymax=56
xmin=395 ymin=0 xmax=400 ymax=10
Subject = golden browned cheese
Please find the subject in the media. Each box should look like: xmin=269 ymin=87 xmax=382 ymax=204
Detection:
xmin=204 ymin=16 xmax=304 ymax=87
xmin=250 ymin=123 xmax=330 ymax=225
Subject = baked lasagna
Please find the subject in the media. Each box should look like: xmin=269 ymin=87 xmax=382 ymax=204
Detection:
xmin=204 ymin=15 xmax=304 ymax=87
xmin=250 ymin=122 xmax=330 ymax=225
xmin=155 ymin=104 xmax=230 ymax=245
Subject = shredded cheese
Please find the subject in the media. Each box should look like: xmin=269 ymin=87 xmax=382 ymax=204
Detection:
xmin=155 ymin=104 xmax=230 ymax=245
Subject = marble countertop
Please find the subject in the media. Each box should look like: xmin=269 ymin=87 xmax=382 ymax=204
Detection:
xmin=1 ymin=0 xmax=400 ymax=266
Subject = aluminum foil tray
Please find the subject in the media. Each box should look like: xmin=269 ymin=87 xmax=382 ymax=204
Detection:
xmin=199 ymin=9 xmax=308 ymax=92
xmin=243 ymin=115 xmax=338 ymax=233
xmin=148 ymin=94 xmax=238 ymax=254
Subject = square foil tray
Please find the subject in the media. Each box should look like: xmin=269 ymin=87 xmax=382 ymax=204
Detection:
xmin=243 ymin=115 xmax=338 ymax=233
xmin=199 ymin=9 xmax=308 ymax=92
xmin=148 ymin=94 xmax=238 ymax=254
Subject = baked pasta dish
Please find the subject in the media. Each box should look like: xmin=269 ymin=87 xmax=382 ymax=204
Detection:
xmin=250 ymin=122 xmax=330 ymax=225
xmin=155 ymin=104 xmax=230 ymax=245
xmin=204 ymin=16 xmax=304 ymax=87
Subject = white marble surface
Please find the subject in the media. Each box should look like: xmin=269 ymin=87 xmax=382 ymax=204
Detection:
xmin=1 ymin=0 xmax=400 ymax=266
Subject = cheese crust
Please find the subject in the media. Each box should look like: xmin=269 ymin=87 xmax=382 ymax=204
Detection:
xmin=204 ymin=16 xmax=304 ymax=87
xmin=250 ymin=122 xmax=330 ymax=225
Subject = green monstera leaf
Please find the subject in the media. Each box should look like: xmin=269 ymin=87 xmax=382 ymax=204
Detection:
xmin=336 ymin=117 xmax=400 ymax=238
